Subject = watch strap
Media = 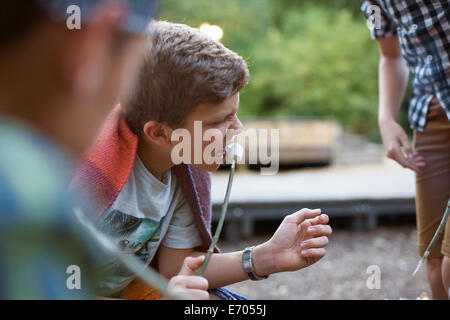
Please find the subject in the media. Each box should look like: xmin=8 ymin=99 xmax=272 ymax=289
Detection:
xmin=242 ymin=246 xmax=268 ymax=281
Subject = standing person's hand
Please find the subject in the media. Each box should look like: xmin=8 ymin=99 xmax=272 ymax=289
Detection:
xmin=379 ymin=120 xmax=425 ymax=172
xmin=164 ymin=256 xmax=210 ymax=300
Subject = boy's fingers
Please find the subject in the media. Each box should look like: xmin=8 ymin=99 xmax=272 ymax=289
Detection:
xmin=301 ymin=236 xmax=329 ymax=250
xmin=410 ymin=154 xmax=426 ymax=167
xmin=392 ymin=140 xmax=424 ymax=172
xmin=178 ymin=256 xmax=205 ymax=276
xmin=307 ymin=224 xmax=332 ymax=237
xmin=298 ymin=220 xmax=311 ymax=232
xmin=391 ymin=147 xmax=420 ymax=172
xmin=298 ymin=215 xmax=329 ymax=235
xmin=177 ymin=276 xmax=209 ymax=290
xmin=386 ymin=140 xmax=409 ymax=167
xmin=388 ymin=146 xmax=409 ymax=168
xmin=301 ymin=248 xmax=326 ymax=259
xmin=399 ymin=134 xmax=413 ymax=157
xmin=286 ymin=208 xmax=321 ymax=225
xmin=414 ymin=161 xmax=426 ymax=168
xmin=169 ymin=275 xmax=209 ymax=296
xmin=320 ymin=214 xmax=329 ymax=224
xmin=405 ymin=160 xmax=420 ymax=172
xmin=181 ymin=289 xmax=210 ymax=300
xmin=170 ymin=278 xmax=210 ymax=300
xmin=412 ymin=153 xmax=424 ymax=161
xmin=309 ymin=214 xmax=329 ymax=226
xmin=298 ymin=222 xmax=311 ymax=239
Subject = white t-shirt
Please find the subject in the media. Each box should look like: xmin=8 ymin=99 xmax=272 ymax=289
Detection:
xmin=96 ymin=155 xmax=202 ymax=294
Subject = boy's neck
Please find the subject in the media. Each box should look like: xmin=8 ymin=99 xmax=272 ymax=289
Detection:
xmin=137 ymin=138 xmax=174 ymax=182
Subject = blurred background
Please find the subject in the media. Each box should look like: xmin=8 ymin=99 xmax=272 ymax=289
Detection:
xmin=160 ymin=0 xmax=429 ymax=299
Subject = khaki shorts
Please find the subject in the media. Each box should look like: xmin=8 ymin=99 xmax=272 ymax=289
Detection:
xmin=414 ymin=98 xmax=450 ymax=259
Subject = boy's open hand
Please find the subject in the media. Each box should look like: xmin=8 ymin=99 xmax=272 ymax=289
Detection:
xmin=261 ymin=209 xmax=332 ymax=274
xmin=165 ymin=256 xmax=209 ymax=300
xmin=379 ymin=120 xmax=425 ymax=172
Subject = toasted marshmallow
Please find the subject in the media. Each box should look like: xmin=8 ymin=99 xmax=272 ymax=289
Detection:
xmin=226 ymin=143 xmax=244 ymax=161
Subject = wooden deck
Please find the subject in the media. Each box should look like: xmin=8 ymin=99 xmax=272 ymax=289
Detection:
xmin=211 ymin=159 xmax=416 ymax=242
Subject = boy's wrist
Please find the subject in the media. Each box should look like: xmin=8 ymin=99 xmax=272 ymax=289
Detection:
xmin=378 ymin=103 xmax=401 ymax=127
xmin=378 ymin=114 xmax=397 ymax=127
xmin=251 ymin=243 xmax=278 ymax=277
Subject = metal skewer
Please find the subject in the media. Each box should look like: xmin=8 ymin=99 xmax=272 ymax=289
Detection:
xmin=198 ymin=143 xmax=243 ymax=277
xmin=412 ymin=198 xmax=450 ymax=276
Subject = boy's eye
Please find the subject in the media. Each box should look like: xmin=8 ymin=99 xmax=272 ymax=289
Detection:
xmin=212 ymin=115 xmax=235 ymax=126
xmin=212 ymin=119 xmax=226 ymax=125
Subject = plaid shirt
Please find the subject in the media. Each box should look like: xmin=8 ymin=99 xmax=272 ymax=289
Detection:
xmin=361 ymin=0 xmax=450 ymax=131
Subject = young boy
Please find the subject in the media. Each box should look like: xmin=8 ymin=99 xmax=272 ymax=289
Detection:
xmin=361 ymin=1 xmax=449 ymax=299
xmin=74 ymin=21 xmax=332 ymax=300
xmin=0 ymin=0 xmax=163 ymax=299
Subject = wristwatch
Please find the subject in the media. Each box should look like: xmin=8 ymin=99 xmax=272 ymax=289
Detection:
xmin=242 ymin=246 xmax=269 ymax=281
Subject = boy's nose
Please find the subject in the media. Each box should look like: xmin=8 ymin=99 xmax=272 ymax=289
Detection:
xmin=231 ymin=117 xmax=244 ymax=135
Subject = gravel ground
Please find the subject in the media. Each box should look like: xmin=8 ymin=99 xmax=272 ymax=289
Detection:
xmin=218 ymin=226 xmax=431 ymax=300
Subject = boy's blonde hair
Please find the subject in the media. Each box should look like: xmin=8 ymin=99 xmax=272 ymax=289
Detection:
xmin=122 ymin=20 xmax=249 ymax=134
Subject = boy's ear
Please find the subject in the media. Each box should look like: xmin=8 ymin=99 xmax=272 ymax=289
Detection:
xmin=142 ymin=121 xmax=173 ymax=146
xmin=57 ymin=4 xmax=125 ymax=96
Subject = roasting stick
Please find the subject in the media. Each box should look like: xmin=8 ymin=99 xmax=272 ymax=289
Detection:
xmin=412 ymin=198 xmax=450 ymax=276
xmin=198 ymin=143 xmax=244 ymax=277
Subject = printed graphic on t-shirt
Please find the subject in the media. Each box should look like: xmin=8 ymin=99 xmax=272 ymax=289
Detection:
xmin=95 ymin=209 xmax=164 ymax=293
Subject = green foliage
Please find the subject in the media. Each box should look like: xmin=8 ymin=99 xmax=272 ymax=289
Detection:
xmin=159 ymin=0 xmax=401 ymax=141
xmin=243 ymin=6 xmax=381 ymax=139
xmin=161 ymin=0 xmax=273 ymax=53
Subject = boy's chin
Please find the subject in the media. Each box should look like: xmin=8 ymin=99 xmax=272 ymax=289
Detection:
xmin=190 ymin=162 xmax=222 ymax=172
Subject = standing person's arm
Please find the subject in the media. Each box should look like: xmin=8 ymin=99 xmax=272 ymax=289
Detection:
xmin=377 ymin=35 xmax=425 ymax=172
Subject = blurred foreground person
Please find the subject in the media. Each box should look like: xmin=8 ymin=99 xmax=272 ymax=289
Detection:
xmin=0 ymin=0 xmax=157 ymax=299
xmin=361 ymin=1 xmax=449 ymax=299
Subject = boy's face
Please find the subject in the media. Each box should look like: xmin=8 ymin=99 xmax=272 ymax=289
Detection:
xmin=174 ymin=93 xmax=243 ymax=172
